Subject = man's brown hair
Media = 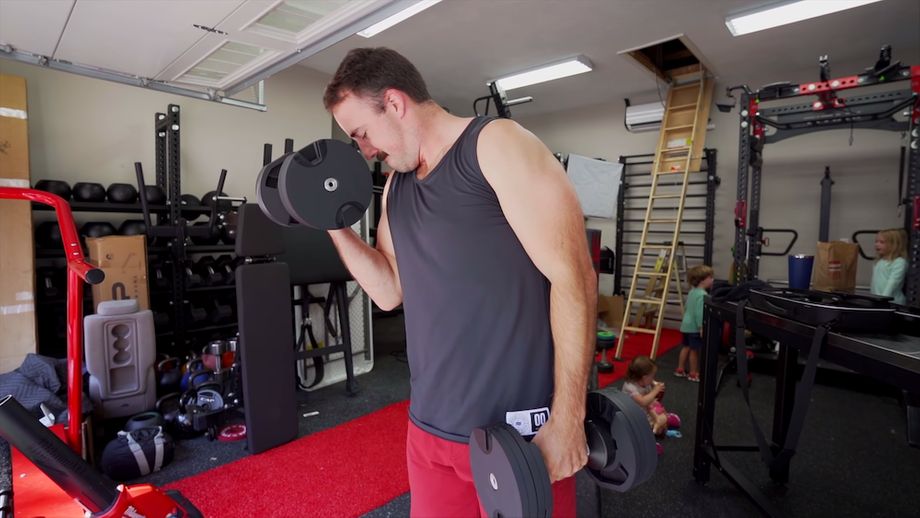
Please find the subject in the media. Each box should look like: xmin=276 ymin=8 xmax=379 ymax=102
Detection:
xmin=323 ymin=47 xmax=432 ymax=111
xmin=687 ymin=264 xmax=714 ymax=287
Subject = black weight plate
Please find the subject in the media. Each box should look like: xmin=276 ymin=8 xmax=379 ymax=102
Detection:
xmin=611 ymin=389 xmax=656 ymax=486
xmin=278 ymin=139 xmax=372 ymax=230
xmin=517 ymin=433 xmax=552 ymax=517
xmin=493 ymin=425 xmax=540 ymax=518
xmin=584 ymin=387 xmax=657 ymax=492
xmin=470 ymin=425 xmax=528 ymax=518
xmin=256 ymin=153 xmax=296 ymax=227
xmin=596 ymin=390 xmax=649 ymax=486
xmin=594 ymin=388 xmax=657 ymax=489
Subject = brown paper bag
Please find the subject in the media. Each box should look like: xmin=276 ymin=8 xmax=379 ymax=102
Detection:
xmin=811 ymin=241 xmax=858 ymax=292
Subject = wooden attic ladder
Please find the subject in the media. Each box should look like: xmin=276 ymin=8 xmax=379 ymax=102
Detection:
xmin=615 ymin=69 xmax=714 ymax=359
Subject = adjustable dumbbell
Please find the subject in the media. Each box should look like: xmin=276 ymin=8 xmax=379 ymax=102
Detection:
xmin=256 ymin=139 xmax=373 ymax=230
xmin=470 ymin=387 xmax=658 ymax=518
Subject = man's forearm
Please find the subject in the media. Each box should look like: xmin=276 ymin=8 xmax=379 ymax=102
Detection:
xmin=548 ymin=266 xmax=598 ymax=423
xmin=328 ymin=228 xmax=401 ymax=310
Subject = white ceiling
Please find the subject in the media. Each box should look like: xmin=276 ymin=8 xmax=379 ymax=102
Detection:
xmin=0 ymin=0 xmax=413 ymax=97
xmin=298 ymin=0 xmax=920 ymax=117
xmin=0 ymin=0 xmax=917 ymax=117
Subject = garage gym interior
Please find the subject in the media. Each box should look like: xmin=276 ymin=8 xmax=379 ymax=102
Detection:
xmin=0 ymin=1 xmax=919 ymax=517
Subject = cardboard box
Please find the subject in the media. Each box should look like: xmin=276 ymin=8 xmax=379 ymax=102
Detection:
xmin=0 ymin=73 xmax=37 ymax=373
xmin=87 ymin=236 xmax=150 ymax=311
xmin=597 ymin=294 xmax=625 ymax=330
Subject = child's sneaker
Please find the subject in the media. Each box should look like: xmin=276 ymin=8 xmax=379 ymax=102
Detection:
xmin=666 ymin=413 xmax=681 ymax=429
xmin=673 ymin=368 xmax=687 ymax=378
xmin=656 ymin=442 xmax=664 ymax=456
xmin=687 ymin=373 xmax=700 ymax=382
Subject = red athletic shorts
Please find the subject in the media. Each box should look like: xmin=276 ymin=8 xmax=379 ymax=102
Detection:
xmin=406 ymin=419 xmax=576 ymax=517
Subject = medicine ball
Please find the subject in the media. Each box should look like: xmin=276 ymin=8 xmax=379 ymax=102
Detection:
xmin=34 ymin=180 xmax=72 ymax=200
xmin=107 ymin=183 xmax=138 ymax=204
xmin=180 ymin=193 xmax=200 ymax=207
xmin=180 ymin=194 xmax=201 ymax=221
xmin=35 ymin=221 xmax=63 ymax=248
xmin=118 ymin=219 xmax=146 ymax=236
xmin=81 ymin=221 xmax=117 ymax=239
xmin=72 ymin=182 xmax=106 ymax=202
xmin=144 ymin=185 xmax=167 ymax=205
xmin=201 ymin=191 xmax=229 ymax=209
xmin=191 ymin=221 xmax=220 ymax=245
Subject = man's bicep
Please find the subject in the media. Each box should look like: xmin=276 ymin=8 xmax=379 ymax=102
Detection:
xmin=478 ymin=122 xmax=589 ymax=282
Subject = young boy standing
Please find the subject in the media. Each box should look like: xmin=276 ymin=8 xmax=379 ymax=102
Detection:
xmin=675 ymin=265 xmax=714 ymax=382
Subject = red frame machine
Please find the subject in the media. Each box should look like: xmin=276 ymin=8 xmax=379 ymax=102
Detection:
xmin=0 ymin=187 xmax=200 ymax=517
xmin=729 ymin=46 xmax=920 ymax=306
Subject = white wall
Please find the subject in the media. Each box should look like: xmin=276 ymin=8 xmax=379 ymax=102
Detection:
xmin=517 ymin=81 xmax=907 ymax=295
xmin=0 ymin=59 xmax=332 ymax=200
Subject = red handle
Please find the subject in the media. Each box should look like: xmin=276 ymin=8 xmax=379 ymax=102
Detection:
xmin=735 ymin=200 xmax=747 ymax=229
xmin=0 ymin=187 xmax=104 ymax=455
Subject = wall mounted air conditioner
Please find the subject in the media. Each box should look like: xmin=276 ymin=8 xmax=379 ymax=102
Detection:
xmin=625 ymin=101 xmax=665 ymax=132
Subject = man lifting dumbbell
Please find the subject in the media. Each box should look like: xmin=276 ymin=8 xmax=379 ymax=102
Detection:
xmin=322 ymin=47 xmax=597 ymax=516
xmin=254 ymin=139 xmax=658 ymax=513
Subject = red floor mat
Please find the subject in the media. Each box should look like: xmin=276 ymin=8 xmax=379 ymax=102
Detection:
xmin=166 ymin=401 xmax=411 ymax=518
xmin=597 ymin=328 xmax=683 ymax=388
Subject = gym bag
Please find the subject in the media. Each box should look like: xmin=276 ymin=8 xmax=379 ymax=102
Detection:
xmin=100 ymin=426 xmax=174 ymax=480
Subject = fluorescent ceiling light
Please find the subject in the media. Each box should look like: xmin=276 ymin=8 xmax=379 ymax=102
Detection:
xmin=725 ymin=0 xmax=884 ymax=36
xmin=494 ymin=56 xmax=593 ymax=91
xmin=357 ymin=0 xmax=442 ymax=37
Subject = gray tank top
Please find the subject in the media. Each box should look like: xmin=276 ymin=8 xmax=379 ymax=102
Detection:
xmin=388 ymin=116 xmax=554 ymax=442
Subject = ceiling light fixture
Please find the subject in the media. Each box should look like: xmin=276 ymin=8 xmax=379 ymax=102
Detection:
xmin=494 ymin=55 xmax=593 ymax=91
xmin=357 ymin=0 xmax=442 ymax=38
xmin=725 ymin=0 xmax=884 ymax=37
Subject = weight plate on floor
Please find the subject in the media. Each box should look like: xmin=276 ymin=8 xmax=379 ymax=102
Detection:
xmin=256 ymin=152 xmax=297 ymax=227
xmin=584 ymin=387 xmax=657 ymax=492
xmin=278 ymin=139 xmax=372 ymax=230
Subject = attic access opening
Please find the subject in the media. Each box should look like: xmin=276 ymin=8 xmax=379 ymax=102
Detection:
xmin=619 ymin=35 xmax=714 ymax=83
